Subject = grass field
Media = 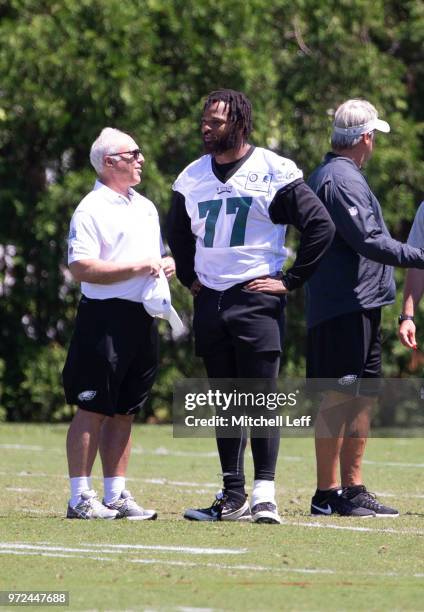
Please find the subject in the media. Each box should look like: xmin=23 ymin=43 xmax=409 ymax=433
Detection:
xmin=0 ymin=423 xmax=423 ymax=612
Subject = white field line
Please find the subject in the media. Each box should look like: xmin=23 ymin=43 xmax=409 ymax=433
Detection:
xmin=2 ymin=471 xmax=424 ymax=499
xmin=0 ymin=548 xmax=329 ymax=573
xmin=0 ymin=471 xmax=57 ymax=478
xmin=0 ymin=550 xmax=100 ymax=559
xmin=0 ymin=444 xmax=44 ymax=451
xmin=280 ymin=519 xmax=424 ymax=536
xmin=0 ymin=471 xmax=221 ymax=489
xmin=139 ymin=478 xmax=218 ymax=488
xmin=0 ymin=444 xmax=217 ymax=458
xmin=374 ymin=491 xmax=424 ymax=499
xmin=17 ymin=507 xmax=424 ymax=535
xmin=38 ymin=542 xmax=249 ymax=555
xmin=6 ymin=487 xmax=43 ymax=493
xmin=281 ymin=456 xmax=304 ymax=461
xmin=1 ymin=470 xmax=221 ymax=490
xmin=132 ymin=448 xmax=218 ymax=457
xmin=1 ymin=545 xmax=423 ymax=579
xmin=363 ymin=459 xmax=424 ymax=468
xmin=0 ymin=444 xmax=304 ymax=462
xmin=3 ymin=444 xmax=424 ymax=469
xmin=4 ymin=442 xmax=424 ymax=472
xmin=177 ymin=608 xmax=216 ymax=612
xmin=0 ymin=542 xmax=247 ymax=555
xmin=296 ymin=487 xmax=424 ymax=500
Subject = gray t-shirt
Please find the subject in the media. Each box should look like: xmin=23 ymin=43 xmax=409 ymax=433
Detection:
xmin=407 ymin=201 xmax=424 ymax=248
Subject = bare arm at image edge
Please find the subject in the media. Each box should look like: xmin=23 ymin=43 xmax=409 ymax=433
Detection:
xmin=399 ymin=269 xmax=424 ymax=349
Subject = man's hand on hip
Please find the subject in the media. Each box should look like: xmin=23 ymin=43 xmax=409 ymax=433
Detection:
xmin=190 ymin=279 xmax=203 ymax=297
xmin=244 ymin=275 xmax=288 ymax=294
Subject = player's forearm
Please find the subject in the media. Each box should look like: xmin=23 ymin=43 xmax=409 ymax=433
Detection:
xmin=167 ymin=190 xmax=197 ymax=288
xmin=269 ymin=181 xmax=335 ymax=289
xmin=401 ymin=268 xmax=424 ymax=316
xmin=69 ymin=258 xmax=160 ymax=284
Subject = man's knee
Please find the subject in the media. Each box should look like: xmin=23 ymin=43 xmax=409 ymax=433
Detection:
xmin=106 ymin=413 xmax=134 ymax=426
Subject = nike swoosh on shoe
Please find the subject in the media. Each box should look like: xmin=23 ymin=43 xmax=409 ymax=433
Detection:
xmin=311 ymin=503 xmax=332 ymax=515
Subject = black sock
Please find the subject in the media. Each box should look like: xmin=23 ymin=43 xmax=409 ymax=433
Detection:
xmin=343 ymin=484 xmax=365 ymax=498
xmin=222 ymin=473 xmax=246 ymax=499
xmin=314 ymin=487 xmax=341 ymax=501
xmin=216 ymin=436 xmax=247 ymax=498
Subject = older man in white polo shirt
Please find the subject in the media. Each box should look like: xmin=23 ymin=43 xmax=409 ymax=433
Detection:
xmin=63 ymin=127 xmax=175 ymax=519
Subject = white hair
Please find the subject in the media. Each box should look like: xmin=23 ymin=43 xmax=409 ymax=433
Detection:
xmin=89 ymin=127 xmax=130 ymax=174
xmin=331 ymin=99 xmax=378 ymax=150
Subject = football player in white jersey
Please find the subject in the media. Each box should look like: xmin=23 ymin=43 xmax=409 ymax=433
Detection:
xmin=168 ymin=89 xmax=335 ymax=523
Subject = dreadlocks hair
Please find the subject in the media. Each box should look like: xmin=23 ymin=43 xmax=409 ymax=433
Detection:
xmin=203 ymin=89 xmax=253 ymax=151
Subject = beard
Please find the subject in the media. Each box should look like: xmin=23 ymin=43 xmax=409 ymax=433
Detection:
xmin=203 ymin=128 xmax=241 ymax=155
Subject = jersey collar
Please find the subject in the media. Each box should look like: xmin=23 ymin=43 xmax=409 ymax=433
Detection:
xmin=211 ymin=145 xmax=256 ymax=184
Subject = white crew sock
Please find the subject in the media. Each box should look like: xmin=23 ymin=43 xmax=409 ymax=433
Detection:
xmin=251 ymin=479 xmax=276 ymax=507
xmin=103 ymin=477 xmax=126 ymax=504
xmin=69 ymin=476 xmax=92 ymax=508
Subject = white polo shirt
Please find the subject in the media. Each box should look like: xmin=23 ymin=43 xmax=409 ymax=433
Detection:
xmin=68 ymin=180 xmax=164 ymax=302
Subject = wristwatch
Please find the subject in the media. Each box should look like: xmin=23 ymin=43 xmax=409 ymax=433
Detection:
xmin=398 ymin=314 xmax=414 ymax=325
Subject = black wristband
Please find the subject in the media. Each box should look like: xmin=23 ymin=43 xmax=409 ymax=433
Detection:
xmin=398 ymin=314 xmax=414 ymax=325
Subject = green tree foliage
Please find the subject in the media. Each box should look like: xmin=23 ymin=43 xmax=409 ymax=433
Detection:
xmin=0 ymin=0 xmax=423 ymax=420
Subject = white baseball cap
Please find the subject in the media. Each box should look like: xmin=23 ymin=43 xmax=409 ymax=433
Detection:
xmin=142 ymin=271 xmax=172 ymax=317
xmin=166 ymin=306 xmax=187 ymax=339
xmin=142 ymin=271 xmax=187 ymax=339
xmin=333 ymin=117 xmax=390 ymax=137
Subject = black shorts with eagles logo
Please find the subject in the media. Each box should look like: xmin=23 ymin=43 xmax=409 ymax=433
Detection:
xmin=306 ymin=308 xmax=382 ymax=396
xmin=62 ymin=296 xmax=159 ymax=416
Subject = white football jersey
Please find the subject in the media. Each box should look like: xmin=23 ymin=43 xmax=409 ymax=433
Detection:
xmin=173 ymin=147 xmax=303 ymax=290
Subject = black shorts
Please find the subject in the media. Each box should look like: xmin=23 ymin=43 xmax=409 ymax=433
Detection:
xmin=306 ymin=308 xmax=381 ymax=396
xmin=193 ymin=284 xmax=285 ymax=357
xmin=62 ymin=297 xmax=159 ymax=416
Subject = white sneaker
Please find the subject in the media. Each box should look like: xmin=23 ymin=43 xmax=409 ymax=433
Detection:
xmin=104 ymin=489 xmax=157 ymax=520
xmin=251 ymin=501 xmax=281 ymax=524
xmin=66 ymin=489 xmax=118 ymax=520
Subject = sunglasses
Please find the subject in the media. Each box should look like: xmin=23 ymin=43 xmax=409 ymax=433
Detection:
xmin=108 ymin=149 xmax=142 ymax=162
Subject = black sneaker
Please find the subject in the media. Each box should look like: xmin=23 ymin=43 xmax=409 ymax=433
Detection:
xmin=343 ymin=485 xmax=399 ymax=517
xmin=310 ymin=488 xmax=375 ymax=517
xmin=251 ymin=502 xmax=281 ymax=524
xmin=183 ymin=490 xmax=251 ymax=522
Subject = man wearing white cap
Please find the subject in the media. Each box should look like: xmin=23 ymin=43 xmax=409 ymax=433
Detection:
xmin=306 ymin=99 xmax=424 ymax=517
